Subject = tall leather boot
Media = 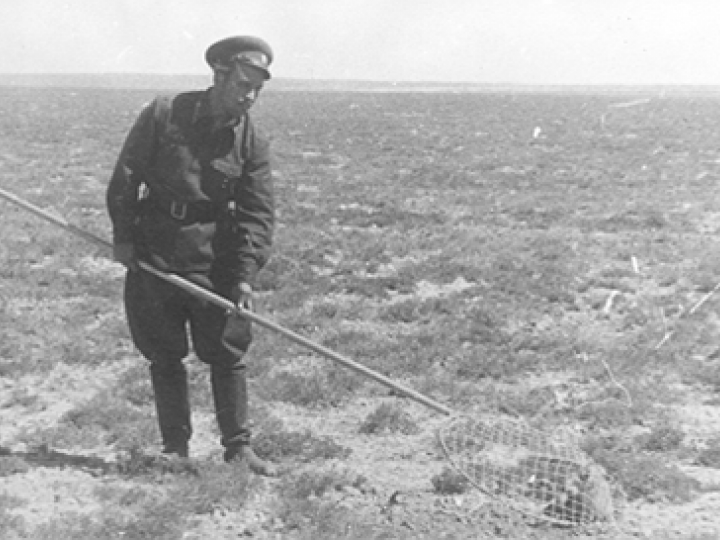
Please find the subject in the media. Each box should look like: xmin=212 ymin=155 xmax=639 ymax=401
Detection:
xmin=211 ymin=363 xmax=250 ymax=448
xmin=150 ymin=361 xmax=191 ymax=457
xmin=211 ymin=364 xmax=276 ymax=476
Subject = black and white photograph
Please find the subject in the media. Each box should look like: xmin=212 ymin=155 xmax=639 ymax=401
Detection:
xmin=1 ymin=1 xmax=719 ymax=538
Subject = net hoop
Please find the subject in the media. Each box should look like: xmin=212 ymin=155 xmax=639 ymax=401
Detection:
xmin=438 ymin=415 xmax=614 ymax=526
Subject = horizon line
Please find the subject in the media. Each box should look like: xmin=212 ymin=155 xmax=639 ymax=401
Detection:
xmin=1 ymin=72 xmax=720 ymax=89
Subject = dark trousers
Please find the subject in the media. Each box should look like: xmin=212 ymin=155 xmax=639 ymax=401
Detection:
xmin=124 ymin=269 xmax=253 ymax=450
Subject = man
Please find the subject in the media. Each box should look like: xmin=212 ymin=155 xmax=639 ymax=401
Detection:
xmin=106 ymin=36 xmax=276 ymax=476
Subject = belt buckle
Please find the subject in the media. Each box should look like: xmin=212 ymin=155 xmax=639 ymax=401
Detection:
xmin=170 ymin=200 xmax=187 ymax=220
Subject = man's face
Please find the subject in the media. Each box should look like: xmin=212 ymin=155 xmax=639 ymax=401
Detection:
xmin=217 ymin=64 xmax=266 ymax=118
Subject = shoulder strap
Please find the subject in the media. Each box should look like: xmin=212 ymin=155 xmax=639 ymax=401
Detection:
xmin=241 ymin=112 xmax=251 ymax=163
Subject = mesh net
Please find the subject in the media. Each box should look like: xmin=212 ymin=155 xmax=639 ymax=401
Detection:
xmin=439 ymin=415 xmax=614 ymax=526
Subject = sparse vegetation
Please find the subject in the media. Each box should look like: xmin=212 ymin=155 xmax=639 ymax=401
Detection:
xmin=253 ymin=416 xmax=352 ymax=463
xmin=695 ymin=438 xmax=720 ymax=469
xmin=0 ymin=493 xmax=26 ymax=538
xmin=636 ymin=421 xmax=685 ymax=452
xmin=2 ymin=82 xmax=720 ymax=537
xmin=19 ymin=394 xmax=157 ymax=451
xmin=358 ymin=402 xmax=420 ymax=435
xmin=589 ymin=449 xmax=701 ymax=503
xmin=0 ymin=456 xmax=30 ymax=477
xmin=431 ymin=466 xmax=471 ymax=494
xmin=275 ymin=465 xmax=368 ymax=532
xmin=256 ymin=366 xmax=362 ymax=407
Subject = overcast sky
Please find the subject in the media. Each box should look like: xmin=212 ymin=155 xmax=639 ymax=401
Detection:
xmin=1 ymin=0 xmax=719 ymax=85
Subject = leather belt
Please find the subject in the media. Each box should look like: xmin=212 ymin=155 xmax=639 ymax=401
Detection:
xmin=148 ymin=195 xmax=218 ymax=224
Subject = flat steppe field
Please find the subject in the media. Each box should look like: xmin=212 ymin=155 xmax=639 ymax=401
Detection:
xmin=2 ymin=81 xmax=720 ymax=539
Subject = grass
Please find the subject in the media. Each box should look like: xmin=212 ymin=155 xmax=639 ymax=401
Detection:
xmin=115 ymin=363 xmax=155 ymax=407
xmin=274 ymin=465 xmax=369 ymax=533
xmin=0 ymin=493 xmax=26 ymax=540
xmin=252 ymin=416 xmax=352 ymax=463
xmin=19 ymin=394 xmax=157 ymax=451
xmin=635 ymin=421 xmax=685 ymax=452
xmin=256 ymin=365 xmax=362 ymax=407
xmin=358 ymin=403 xmax=420 ymax=435
xmin=693 ymin=438 xmax=720 ymax=469
xmin=430 ymin=467 xmax=471 ymax=495
xmin=589 ymin=449 xmax=701 ymax=503
xmin=2 ymin=83 xmax=720 ymax=537
xmin=18 ymin=460 xmax=254 ymax=540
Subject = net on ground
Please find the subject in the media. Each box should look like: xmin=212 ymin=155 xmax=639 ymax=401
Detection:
xmin=439 ymin=415 xmax=614 ymax=526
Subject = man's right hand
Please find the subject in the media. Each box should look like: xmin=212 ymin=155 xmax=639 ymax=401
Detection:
xmin=113 ymin=243 xmax=139 ymax=271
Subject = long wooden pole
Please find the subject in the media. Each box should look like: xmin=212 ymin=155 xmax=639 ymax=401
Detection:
xmin=0 ymin=187 xmax=454 ymax=416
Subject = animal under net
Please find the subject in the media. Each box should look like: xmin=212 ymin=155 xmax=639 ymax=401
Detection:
xmin=439 ymin=415 xmax=614 ymax=526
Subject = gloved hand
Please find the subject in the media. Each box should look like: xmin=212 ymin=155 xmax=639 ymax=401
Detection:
xmin=231 ymin=282 xmax=254 ymax=311
xmin=113 ymin=242 xmax=139 ymax=272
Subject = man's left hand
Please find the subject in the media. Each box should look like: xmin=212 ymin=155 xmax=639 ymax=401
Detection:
xmin=231 ymin=282 xmax=254 ymax=311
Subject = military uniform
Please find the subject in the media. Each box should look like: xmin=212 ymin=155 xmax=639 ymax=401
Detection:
xmin=106 ymin=37 xmax=274 ymax=462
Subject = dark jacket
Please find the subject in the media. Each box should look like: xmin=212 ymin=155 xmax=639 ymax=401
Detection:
xmin=106 ymin=90 xmax=274 ymax=287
